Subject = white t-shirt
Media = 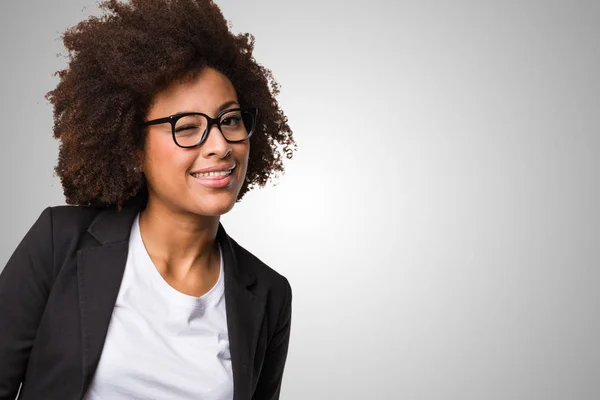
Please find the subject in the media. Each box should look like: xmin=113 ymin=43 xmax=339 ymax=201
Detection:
xmin=83 ymin=213 xmax=233 ymax=400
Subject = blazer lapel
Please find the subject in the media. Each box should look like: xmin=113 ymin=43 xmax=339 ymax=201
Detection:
xmin=76 ymin=199 xmax=266 ymax=400
xmin=77 ymin=241 xmax=130 ymax=395
xmin=218 ymin=225 xmax=266 ymax=400
xmin=76 ymin=201 xmax=141 ymax=397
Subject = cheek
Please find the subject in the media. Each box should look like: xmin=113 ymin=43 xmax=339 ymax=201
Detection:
xmin=233 ymin=145 xmax=250 ymax=179
xmin=143 ymin=135 xmax=195 ymax=183
xmin=236 ymin=143 xmax=250 ymax=166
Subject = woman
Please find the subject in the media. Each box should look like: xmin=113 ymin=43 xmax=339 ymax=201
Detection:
xmin=0 ymin=1 xmax=295 ymax=399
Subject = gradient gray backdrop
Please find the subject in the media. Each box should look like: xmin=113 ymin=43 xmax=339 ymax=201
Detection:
xmin=1 ymin=1 xmax=599 ymax=399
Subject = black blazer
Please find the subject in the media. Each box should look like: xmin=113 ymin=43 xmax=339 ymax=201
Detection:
xmin=0 ymin=199 xmax=292 ymax=400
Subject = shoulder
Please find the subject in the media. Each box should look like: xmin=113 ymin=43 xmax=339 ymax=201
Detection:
xmin=39 ymin=204 xmax=112 ymax=257
xmin=48 ymin=204 xmax=104 ymax=224
xmin=23 ymin=205 xmax=102 ymax=242
xmin=43 ymin=205 xmax=105 ymax=241
xmin=6 ymin=205 xmax=106 ymax=287
xmin=228 ymin=236 xmax=292 ymax=302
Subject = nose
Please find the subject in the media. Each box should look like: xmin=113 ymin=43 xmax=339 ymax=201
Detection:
xmin=200 ymin=123 xmax=232 ymax=158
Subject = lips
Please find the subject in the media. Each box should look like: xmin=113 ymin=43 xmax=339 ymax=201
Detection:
xmin=191 ymin=164 xmax=236 ymax=176
xmin=191 ymin=169 xmax=233 ymax=178
xmin=190 ymin=164 xmax=236 ymax=188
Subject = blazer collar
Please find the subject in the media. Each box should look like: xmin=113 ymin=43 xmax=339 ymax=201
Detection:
xmin=77 ymin=198 xmax=263 ymax=400
xmin=85 ymin=198 xmax=256 ymax=287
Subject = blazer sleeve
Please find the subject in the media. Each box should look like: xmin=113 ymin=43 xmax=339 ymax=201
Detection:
xmin=0 ymin=207 xmax=55 ymax=400
xmin=252 ymin=276 xmax=293 ymax=400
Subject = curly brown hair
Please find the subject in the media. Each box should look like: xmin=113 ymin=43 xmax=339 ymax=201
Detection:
xmin=46 ymin=0 xmax=295 ymax=208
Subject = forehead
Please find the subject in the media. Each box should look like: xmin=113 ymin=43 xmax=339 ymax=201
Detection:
xmin=149 ymin=67 xmax=239 ymax=117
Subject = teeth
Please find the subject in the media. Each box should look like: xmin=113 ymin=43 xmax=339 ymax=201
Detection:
xmin=192 ymin=169 xmax=232 ymax=178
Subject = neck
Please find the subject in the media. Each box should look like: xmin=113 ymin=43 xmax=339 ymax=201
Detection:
xmin=138 ymin=196 xmax=220 ymax=277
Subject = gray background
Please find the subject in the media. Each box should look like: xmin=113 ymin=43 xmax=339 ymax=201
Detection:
xmin=1 ymin=1 xmax=599 ymax=399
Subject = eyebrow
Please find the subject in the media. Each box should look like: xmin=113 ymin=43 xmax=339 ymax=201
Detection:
xmin=178 ymin=100 xmax=240 ymax=116
xmin=217 ymin=100 xmax=240 ymax=112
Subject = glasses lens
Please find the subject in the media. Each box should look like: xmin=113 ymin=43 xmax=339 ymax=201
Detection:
xmin=219 ymin=109 xmax=255 ymax=142
xmin=174 ymin=114 xmax=206 ymax=147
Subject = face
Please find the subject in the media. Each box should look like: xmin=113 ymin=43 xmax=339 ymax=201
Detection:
xmin=141 ymin=67 xmax=250 ymax=217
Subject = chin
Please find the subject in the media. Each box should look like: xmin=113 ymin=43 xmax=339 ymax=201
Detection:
xmin=189 ymin=194 xmax=237 ymax=217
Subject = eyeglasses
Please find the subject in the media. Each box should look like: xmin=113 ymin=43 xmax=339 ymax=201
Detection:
xmin=140 ymin=107 xmax=258 ymax=148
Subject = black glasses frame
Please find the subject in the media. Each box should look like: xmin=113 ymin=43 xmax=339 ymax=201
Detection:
xmin=140 ymin=107 xmax=258 ymax=148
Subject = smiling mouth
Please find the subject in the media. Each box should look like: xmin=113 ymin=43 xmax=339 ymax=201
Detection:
xmin=189 ymin=167 xmax=235 ymax=189
xmin=191 ymin=169 xmax=233 ymax=178
xmin=190 ymin=164 xmax=236 ymax=179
